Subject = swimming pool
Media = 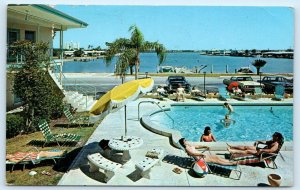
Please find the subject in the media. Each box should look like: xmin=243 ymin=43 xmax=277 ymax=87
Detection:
xmin=149 ymin=105 xmax=293 ymax=141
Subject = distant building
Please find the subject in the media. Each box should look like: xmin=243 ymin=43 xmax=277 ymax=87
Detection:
xmin=64 ymin=41 xmax=80 ymax=50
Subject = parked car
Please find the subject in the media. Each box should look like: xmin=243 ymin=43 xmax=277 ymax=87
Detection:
xmin=257 ymin=76 xmax=293 ymax=94
xmin=166 ymin=76 xmax=191 ymax=93
xmin=223 ymin=76 xmax=262 ymax=93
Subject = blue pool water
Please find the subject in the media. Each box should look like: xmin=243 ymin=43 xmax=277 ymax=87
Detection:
xmin=150 ymin=105 xmax=293 ymax=141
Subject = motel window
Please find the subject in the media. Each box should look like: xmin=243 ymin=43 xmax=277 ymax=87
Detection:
xmin=7 ymin=29 xmax=20 ymax=62
xmin=25 ymin=30 xmax=36 ymax=42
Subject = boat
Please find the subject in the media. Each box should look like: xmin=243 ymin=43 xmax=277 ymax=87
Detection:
xmin=237 ymin=66 xmax=253 ymax=74
xmin=157 ymin=66 xmax=175 ymax=73
xmin=174 ymin=66 xmax=193 ymax=73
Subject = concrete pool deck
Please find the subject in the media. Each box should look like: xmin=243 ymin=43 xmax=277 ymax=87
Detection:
xmin=58 ymin=97 xmax=293 ymax=186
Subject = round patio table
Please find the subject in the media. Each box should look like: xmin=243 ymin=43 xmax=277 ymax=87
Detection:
xmin=108 ymin=136 xmax=143 ymax=163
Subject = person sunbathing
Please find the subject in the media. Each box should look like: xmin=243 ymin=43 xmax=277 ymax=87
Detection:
xmin=226 ymin=132 xmax=284 ymax=155
xmin=6 ymin=150 xmax=65 ymax=163
xmin=179 ymin=138 xmax=237 ymax=165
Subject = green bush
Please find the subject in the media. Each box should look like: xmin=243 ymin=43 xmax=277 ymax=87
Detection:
xmin=6 ymin=114 xmax=25 ymax=139
xmin=11 ymin=40 xmax=64 ymax=133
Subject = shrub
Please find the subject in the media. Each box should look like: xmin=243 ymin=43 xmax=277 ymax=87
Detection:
xmin=11 ymin=40 xmax=64 ymax=133
xmin=6 ymin=114 xmax=25 ymax=139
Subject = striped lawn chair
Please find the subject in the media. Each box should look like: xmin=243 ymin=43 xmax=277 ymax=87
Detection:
xmin=231 ymin=140 xmax=285 ymax=169
xmin=63 ymin=107 xmax=90 ymax=128
xmin=6 ymin=147 xmax=67 ymax=171
xmin=179 ymin=142 xmax=242 ymax=180
xmin=38 ymin=119 xmax=81 ymax=147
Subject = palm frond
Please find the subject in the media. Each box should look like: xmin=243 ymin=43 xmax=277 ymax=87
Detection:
xmin=129 ymin=25 xmax=144 ymax=49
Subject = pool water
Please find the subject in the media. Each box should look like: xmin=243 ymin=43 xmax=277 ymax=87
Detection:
xmin=150 ymin=105 xmax=293 ymax=141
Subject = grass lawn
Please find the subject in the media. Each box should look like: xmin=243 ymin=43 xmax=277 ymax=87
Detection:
xmin=6 ymin=119 xmax=100 ymax=185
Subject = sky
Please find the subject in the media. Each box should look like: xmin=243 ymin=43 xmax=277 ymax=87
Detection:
xmin=54 ymin=6 xmax=293 ymax=50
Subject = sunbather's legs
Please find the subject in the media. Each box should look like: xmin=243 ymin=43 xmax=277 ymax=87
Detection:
xmin=227 ymin=147 xmax=257 ymax=155
xmin=204 ymin=154 xmax=237 ymax=165
xmin=38 ymin=151 xmax=64 ymax=158
xmin=226 ymin=143 xmax=256 ymax=151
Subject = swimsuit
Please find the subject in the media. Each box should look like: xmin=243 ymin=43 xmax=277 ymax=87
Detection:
xmin=202 ymin=134 xmax=213 ymax=142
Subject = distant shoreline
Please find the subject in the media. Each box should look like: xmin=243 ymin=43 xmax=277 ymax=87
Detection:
xmin=62 ymin=72 xmax=293 ymax=78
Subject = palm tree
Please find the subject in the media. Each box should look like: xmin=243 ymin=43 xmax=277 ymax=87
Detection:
xmin=252 ymin=59 xmax=267 ymax=75
xmin=105 ymin=25 xmax=166 ymax=79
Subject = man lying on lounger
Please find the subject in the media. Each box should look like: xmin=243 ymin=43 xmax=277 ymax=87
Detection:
xmin=226 ymin=132 xmax=284 ymax=155
xmin=179 ymin=138 xmax=237 ymax=165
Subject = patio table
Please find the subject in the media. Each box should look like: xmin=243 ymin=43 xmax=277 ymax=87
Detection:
xmin=108 ymin=136 xmax=143 ymax=163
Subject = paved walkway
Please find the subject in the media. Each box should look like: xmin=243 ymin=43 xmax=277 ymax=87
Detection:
xmin=58 ymin=98 xmax=293 ymax=186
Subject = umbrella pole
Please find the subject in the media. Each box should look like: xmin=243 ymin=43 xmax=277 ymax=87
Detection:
xmin=125 ymin=105 xmax=127 ymax=136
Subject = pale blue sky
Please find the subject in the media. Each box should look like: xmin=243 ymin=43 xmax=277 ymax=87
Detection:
xmin=53 ymin=6 xmax=294 ymax=50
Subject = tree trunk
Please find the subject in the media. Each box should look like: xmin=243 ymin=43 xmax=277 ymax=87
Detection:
xmin=135 ymin=62 xmax=138 ymax=80
xmin=135 ymin=52 xmax=140 ymax=80
xmin=256 ymin=68 xmax=260 ymax=75
xmin=130 ymin=66 xmax=133 ymax=75
xmin=121 ymin=73 xmax=124 ymax=84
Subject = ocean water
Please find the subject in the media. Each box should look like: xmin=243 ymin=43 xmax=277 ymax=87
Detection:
xmin=150 ymin=105 xmax=293 ymax=142
xmin=62 ymin=52 xmax=293 ymax=73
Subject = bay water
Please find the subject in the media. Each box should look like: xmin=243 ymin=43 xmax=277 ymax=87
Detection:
xmin=62 ymin=52 xmax=293 ymax=74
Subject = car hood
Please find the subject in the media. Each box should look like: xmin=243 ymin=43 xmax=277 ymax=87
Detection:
xmin=239 ymin=81 xmax=262 ymax=86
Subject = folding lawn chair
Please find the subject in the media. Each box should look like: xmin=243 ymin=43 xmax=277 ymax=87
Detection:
xmin=38 ymin=119 xmax=81 ymax=147
xmin=63 ymin=107 xmax=90 ymax=128
xmin=272 ymin=85 xmax=285 ymax=101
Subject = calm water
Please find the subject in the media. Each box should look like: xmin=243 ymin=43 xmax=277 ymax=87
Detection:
xmin=150 ymin=105 xmax=293 ymax=141
xmin=62 ymin=52 xmax=293 ymax=73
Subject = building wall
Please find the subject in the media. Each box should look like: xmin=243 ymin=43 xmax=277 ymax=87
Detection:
xmin=7 ymin=23 xmax=53 ymax=111
xmin=7 ymin=22 xmax=53 ymax=44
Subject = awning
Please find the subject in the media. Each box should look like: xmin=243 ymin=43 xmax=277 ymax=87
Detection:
xmin=7 ymin=4 xmax=88 ymax=30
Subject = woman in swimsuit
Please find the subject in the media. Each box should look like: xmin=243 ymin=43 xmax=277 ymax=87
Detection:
xmin=227 ymin=132 xmax=284 ymax=155
xmin=179 ymin=138 xmax=237 ymax=165
xmin=200 ymin=126 xmax=216 ymax=142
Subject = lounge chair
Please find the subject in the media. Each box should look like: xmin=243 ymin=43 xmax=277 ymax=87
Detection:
xmin=272 ymin=85 xmax=285 ymax=101
xmin=178 ymin=143 xmax=242 ymax=180
xmin=218 ymin=87 xmax=231 ymax=101
xmin=38 ymin=119 xmax=81 ymax=147
xmin=252 ymin=87 xmax=263 ymax=99
xmin=230 ymin=139 xmax=285 ymax=169
xmin=6 ymin=147 xmax=67 ymax=171
xmin=63 ymin=107 xmax=90 ymax=128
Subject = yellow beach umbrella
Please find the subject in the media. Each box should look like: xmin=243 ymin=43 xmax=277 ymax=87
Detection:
xmin=89 ymin=78 xmax=154 ymax=136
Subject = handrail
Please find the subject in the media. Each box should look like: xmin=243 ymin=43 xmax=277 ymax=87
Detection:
xmin=138 ymin=100 xmax=175 ymax=128
xmin=49 ymin=60 xmax=95 ymax=109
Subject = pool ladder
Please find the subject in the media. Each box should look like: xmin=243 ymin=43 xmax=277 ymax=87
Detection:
xmin=138 ymin=100 xmax=175 ymax=128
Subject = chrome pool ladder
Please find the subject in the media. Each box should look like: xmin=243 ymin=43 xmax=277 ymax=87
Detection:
xmin=138 ymin=100 xmax=175 ymax=128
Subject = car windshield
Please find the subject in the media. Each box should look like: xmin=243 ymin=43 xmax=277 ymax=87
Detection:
xmin=169 ymin=77 xmax=184 ymax=80
xmin=237 ymin=77 xmax=253 ymax=81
